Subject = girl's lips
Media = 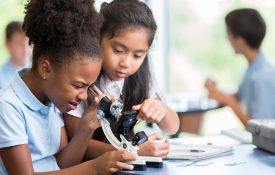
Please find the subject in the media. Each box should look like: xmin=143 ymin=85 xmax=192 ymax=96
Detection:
xmin=68 ymin=102 xmax=78 ymax=110
xmin=115 ymin=71 xmax=127 ymax=79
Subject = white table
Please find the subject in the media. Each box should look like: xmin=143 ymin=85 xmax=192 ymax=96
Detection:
xmin=117 ymin=136 xmax=275 ymax=175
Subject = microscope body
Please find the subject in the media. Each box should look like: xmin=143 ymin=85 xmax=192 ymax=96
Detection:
xmin=91 ymin=85 xmax=163 ymax=170
xmin=97 ymin=95 xmax=148 ymax=146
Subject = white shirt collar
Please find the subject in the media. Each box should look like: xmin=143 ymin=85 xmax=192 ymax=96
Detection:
xmin=99 ymin=74 xmax=124 ymax=99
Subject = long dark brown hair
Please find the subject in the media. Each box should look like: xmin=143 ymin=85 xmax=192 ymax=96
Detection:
xmin=99 ymin=0 xmax=157 ymax=111
xmin=91 ymin=0 xmax=157 ymax=142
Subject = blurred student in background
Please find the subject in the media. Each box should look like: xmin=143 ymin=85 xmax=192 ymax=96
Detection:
xmin=205 ymin=8 xmax=275 ymax=126
xmin=0 ymin=21 xmax=31 ymax=89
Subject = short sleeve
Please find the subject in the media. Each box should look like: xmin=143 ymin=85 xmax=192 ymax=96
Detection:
xmin=248 ymin=78 xmax=275 ymax=118
xmin=236 ymin=72 xmax=248 ymax=99
xmin=236 ymin=81 xmax=244 ymax=99
xmin=0 ymin=101 xmax=28 ymax=148
xmin=67 ymin=101 xmax=87 ymax=118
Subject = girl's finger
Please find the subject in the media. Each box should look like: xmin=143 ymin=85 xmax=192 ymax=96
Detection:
xmin=108 ymin=95 xmax=116 ymax=101
xmin=145 ymin=105 xmax=156 ymax=119
xmin=140 ymin=101 xmax=150 ymax=113
xmin=136 ymin=108 xmax=146 ymax=120
xmin=115 ymin=162 xmax=134 ymax=170
xmin=148 ymin=133 xmax=162 ymax=141
xmin=157 ymin=149 xmax=170 ymax=158
xmin=94 ymin=97 xmax=100 ymax=105
xmin=159 ymin=141 xmax=170 ymax=150
xmin=101 ymin=89 xmax=108 ymax=94
xmin=132 ymin=104 xmax=142 ymax=110
xmin=86 ymin=97 xmax=100 ymax=111
xmin=116 ymin=151 xmax=137 ymax=161
xmin=110 ymin=167 xmax=120 ymax=173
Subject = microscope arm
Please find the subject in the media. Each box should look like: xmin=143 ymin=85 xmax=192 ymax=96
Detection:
xmin=99 ymin=117 xmax=139 ymax=154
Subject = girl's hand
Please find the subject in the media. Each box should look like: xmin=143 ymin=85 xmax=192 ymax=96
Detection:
xmin=80 ymin=88 xmax=116 ymax=134
xmin=138 ymin=133 xmax=170 ymax=158
xmin=132 ymin=99 xmax=166 ymax=124
xmin=92 ymin=150 xmax=137 ymax=174
xmin=80 ymin=97 xmax=101 ymax=134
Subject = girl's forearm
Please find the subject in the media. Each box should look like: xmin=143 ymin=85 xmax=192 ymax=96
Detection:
xmin=157 ymin=106 xmax=180 ymax=135
xmin=85 ymin=139 xmax=115 ymax=159
xmin=56 ymin=128 xmax=91 ymax=168
xmin=35 ymin=160 xmax=97 ymax=175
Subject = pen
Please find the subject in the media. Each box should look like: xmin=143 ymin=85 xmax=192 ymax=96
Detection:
xmin=190 ymin=149 xmax=205 ymax=152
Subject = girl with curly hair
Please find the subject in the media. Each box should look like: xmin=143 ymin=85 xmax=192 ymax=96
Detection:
xmin=0 ymin=0 xmax=136 ymax=174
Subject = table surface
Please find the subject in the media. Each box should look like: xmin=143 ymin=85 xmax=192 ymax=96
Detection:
xmin=117 ymin=141 xmax=275 ymax=175
xmin=165 ymin=92 xmax=222 ymax=115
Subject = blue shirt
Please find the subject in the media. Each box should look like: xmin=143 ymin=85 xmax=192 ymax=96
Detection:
xmin=237 ymin=51 xmax=275 ymax=119
xmin=0 ymin=60 xmax=30 ymax=89
xmin=0 ymin=69 xmax=64 ymax=174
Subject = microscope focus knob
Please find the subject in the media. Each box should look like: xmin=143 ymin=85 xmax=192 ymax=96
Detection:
xmin=132 ymin=131 xmax=148 ymax=146
xmin=96 ymin=110 xmax=105 ymax=119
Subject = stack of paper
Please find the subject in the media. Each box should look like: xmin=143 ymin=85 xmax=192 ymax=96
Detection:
xmin=166 ymin=144 xmax=233 ymax=161
xmin=221 ymin=128 xmax=252 ymax=144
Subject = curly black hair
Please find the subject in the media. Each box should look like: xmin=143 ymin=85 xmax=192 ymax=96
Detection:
xmin=23 ymin=0 xmax=103 ymax=70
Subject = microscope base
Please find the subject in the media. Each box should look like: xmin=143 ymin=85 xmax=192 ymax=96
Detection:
xmin=126 ymin=156 xmax=162 ymax=171
xmin=140 ymin=156 xmax=163 ymax=168
xmin=127 ymin=159 xmax=146 ymax=171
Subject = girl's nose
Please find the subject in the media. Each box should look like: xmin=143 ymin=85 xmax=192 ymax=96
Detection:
xmin=78 ymin=89 xmax=88 ymax=101
xmin=119 ymin=55 xmax=131 ymax=68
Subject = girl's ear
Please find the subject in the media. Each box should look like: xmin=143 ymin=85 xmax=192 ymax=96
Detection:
xmin=37 ymin=58 xmax=53 ymax=80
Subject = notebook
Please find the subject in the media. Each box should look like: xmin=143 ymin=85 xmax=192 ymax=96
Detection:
xmin=221 ymin=128 xmax=252 ymax=144
xmin=165 ymin=144 xmax=233 ymax=161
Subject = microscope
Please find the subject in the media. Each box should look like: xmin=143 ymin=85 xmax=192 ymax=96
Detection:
xmin=89 ymin=85 xmax=163 ymax=171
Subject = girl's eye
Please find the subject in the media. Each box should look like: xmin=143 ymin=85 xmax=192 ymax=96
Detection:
xmin=134 ymin=54 xmax=143 ymax=59
xmin=73 ymin=84 xmax=83 ymax=89
xmin=113 ymin=48 xmax=123 ymax=54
